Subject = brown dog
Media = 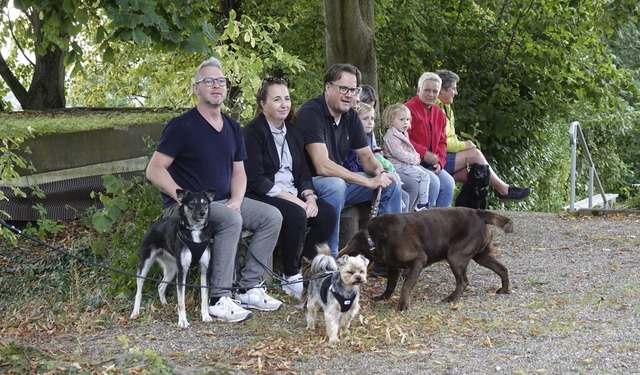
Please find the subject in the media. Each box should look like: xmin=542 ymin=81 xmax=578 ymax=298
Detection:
xmin=338 ymin=207 xmax=513 ymax=310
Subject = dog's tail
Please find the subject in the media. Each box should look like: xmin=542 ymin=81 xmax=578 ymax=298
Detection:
xmin=311 ymin=243 xmax=338 ymax=274
xmin=476 ymin=210 xmax=514 ymax=233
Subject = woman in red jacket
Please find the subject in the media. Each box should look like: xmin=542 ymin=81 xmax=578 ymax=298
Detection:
xmin=405 ymin=72 xmax=455 ymax=207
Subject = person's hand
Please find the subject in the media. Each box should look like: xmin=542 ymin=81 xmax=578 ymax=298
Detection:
xmin=370 ymin=171 xmax=396 ymax=189
xmin=432 ymin=163 xmax=442 ymax=174
xmin=423 ymin=151 xmax=439 ymax=166
xmin=225 ymin=197 xmax=242 ymax=212
xmin=465 ymin=140 xmax=477 ymax=149
xmin=304 ymin=197 xmax=318 ymax=218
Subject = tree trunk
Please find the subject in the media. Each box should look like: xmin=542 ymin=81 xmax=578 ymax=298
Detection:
xmin=0 ymin=4 xmax=67 ymax=110
xmin=324 ymin=0 xmax=378 ymax=90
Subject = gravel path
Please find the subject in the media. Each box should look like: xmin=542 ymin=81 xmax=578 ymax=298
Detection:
xmin=12 ymin=211 xmax=640 ymax=374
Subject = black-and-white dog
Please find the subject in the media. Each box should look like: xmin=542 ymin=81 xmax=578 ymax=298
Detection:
xmin=130 ymin=189 xmax=216 ymax=328
xmin=455 ymin=163 xmax=491 ymax=209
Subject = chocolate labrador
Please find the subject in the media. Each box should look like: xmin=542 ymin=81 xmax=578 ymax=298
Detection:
xmin=338 ymin=207 xmax=513 ymax=310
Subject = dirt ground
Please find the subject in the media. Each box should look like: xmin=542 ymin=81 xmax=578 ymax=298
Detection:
xmin=3 ymin=210 xmax=640 ymax=374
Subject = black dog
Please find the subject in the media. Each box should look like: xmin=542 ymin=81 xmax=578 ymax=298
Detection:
xmin=455 ymin=163 xmax=491 ymax=209
xmin=130 ymin=189 xmax=216 ymax=328
xmin=338 ymin=207 xmax=513 ymax=311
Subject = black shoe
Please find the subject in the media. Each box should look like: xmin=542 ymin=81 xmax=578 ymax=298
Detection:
xmin=497 ymin=186 xmax=531 ymax=202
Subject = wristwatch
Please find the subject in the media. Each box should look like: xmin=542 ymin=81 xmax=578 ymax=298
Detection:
xmin=302 ymin=191 xmax=318 ymax=200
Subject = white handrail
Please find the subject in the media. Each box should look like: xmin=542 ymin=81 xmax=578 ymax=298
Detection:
xmin=568 ymin=121 xmax=611 ymax=210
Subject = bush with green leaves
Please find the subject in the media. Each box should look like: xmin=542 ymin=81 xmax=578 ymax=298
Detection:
xmin=0 ymin=126 xmax=64 ymax=241
xmin=88 ymin=174 xmax=162 ymax=296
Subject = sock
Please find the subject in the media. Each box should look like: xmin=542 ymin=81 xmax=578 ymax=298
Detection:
xmin=209 ymin=296 xmax=220 ymax=306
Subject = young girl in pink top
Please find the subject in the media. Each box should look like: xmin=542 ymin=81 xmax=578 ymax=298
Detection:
xmin=382 ymin=103 xmax=430 ymax=210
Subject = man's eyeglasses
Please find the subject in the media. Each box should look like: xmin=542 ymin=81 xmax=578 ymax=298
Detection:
xmin=329 ymin=82 xmax=361 ymax=96
xmin=195 ymin=77 xmax=229 ymax=87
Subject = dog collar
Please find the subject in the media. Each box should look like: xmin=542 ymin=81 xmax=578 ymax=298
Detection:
xmin=180 ymin=220 xmax=209 ymax=231
xmin=366 ymin=235 xmax=376 ymax=251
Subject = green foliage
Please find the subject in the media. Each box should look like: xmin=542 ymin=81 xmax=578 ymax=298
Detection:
xmin=88 ymin=174 xmax=162 ymax=295
xmin=0 ymin=125 xmax=35 ymax=242
xmin=67 ymin=10 xmax=308 ymax=123
xmin=371 ymin=0 xmax=640 ymax=211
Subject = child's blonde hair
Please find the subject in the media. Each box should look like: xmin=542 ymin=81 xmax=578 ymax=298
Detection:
xmin=382 ymin=103 xmax=410 ymax=127
xmin=356 ymin=102 xmax=374 ymax=118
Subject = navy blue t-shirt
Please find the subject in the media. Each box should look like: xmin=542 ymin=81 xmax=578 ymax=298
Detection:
xmin=156 ymin=107 xmax=247 ymax=208
xmin=296 ymin=94 xmax=368 ymax=176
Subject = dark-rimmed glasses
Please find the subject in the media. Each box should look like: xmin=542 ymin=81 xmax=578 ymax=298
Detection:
xmin=329 ymin=82 xmax=361 ymax=96
xmin=195 ymin=77 xmax=229 ymax=87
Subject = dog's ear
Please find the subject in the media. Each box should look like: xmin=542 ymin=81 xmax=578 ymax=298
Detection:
xmin=176 ymin=189 xmax=189 ymax=203
xmin=203 ymin=189 xmax=216 ymax=202
xmin=358 ymin=255 xmax=370 ymax=267
xmin=336 ymin=255 xmax=350 ymax=267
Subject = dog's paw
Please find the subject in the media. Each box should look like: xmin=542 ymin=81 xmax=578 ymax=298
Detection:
xmin=130 ymin=312 xmax=140 ymax=320
xmin=373 ymin=293 xmax=391 ymax=301
xmin=202 ymin=314 xmax=213 ymax=323
xmin=496 ymin=287 xmax=510 ymax=295
xmin=178 ymin=319 xmax=190 ymax=329
xmin=397 ymin=301 xmax=411 ymax=311
xmin=328 ymin=336 xmax=340 ymax=344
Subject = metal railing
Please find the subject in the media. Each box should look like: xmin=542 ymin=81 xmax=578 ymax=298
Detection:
xmin=568 ymin=121 xmax=612 ymax=210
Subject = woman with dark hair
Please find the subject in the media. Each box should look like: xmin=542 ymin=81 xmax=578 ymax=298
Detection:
xmin=243 ymin=78 xmax=337 ymax=300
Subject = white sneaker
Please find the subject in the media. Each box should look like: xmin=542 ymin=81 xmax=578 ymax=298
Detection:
xmin=236 ymin=282 xmax=283 ymax=311
xmin=282 ymin=273 xmax=303 ymax=300
xmin=208 ymin=296 xmax=253 ymax=322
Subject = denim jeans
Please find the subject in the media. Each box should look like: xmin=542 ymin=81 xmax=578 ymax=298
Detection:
xmin=422 ymin=167 xmax=455 ymax=208
xmin=312 ymin=174 xmax=402 ymax=256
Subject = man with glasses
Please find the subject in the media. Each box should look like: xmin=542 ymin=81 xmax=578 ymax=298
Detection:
xmin=296 ymin=63 xmax=402 ymax=257
xmin=146 ymin=57 xmax=284 ymax=323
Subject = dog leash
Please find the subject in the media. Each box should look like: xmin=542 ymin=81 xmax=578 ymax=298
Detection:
xmin=1 ymin=219 xmax=312 ymax=292
xmin=370 ymin=186 xmax=382 ymax=218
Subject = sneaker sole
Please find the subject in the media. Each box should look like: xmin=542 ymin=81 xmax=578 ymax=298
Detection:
xmin=212 ymin=312 xmax=253 ymax=323
xmin=240 ymin=303 xmax=282 ymax=312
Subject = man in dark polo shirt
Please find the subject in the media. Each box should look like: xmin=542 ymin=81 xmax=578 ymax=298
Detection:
xmin=296 ymin=63 xmax=402 ymax=257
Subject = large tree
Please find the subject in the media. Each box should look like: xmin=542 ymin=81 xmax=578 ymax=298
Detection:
xmin=324 ymin=0 xmax=378 ymax=88
xmin=0 ymin=0 xmax=222 ymax=110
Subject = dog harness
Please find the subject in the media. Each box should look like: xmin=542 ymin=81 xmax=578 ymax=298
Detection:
xmin=178 ymin=222 xmax=210 ymax=267
xmin=320 ymin=274 xmax=357 ymax=312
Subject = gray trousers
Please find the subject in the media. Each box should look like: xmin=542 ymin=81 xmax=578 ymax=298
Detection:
xmin=164 ymin=197 xmax=282 ymax=297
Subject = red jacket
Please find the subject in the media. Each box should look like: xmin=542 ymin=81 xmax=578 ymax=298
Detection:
xmin=405 ymin=95 xmax=448 ymax=169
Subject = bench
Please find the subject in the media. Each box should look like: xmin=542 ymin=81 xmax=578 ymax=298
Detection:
xmin=564 ymin=193 xmax=619 ymax=210
xmin=338 ymin=203 xmax=372 ymax=248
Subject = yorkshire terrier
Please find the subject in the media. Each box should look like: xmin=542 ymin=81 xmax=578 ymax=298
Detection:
xmin=304 ymin=244 xmax=369 ymax=343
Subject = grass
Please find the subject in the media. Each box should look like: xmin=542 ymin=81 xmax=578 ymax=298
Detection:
xmin=0 ymin=108 xmax=181 ymax=136
xmin=2 ymin=213 xmax=640 ymax=374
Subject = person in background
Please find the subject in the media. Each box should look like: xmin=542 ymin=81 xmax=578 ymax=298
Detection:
xmin=436 ymin=69 xmax=531 ymax=201
xmin=146 ymin=57 xmax=283 ymax=322
xmin=296 ymin=63 xmax=402 ymax=257
xmin=405 ymin=72 xmax=455 ymax=207
xmin=382 ymin=103 xmax=430 ymax=211
xmin=351 ymin=86 xmax=418 ymax=212
xmin=243 ymin=77 xmax=337 ymax=300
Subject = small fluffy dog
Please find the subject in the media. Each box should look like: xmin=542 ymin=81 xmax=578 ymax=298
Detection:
xmin=455 ymin=163 xmax=491 ymax=209
xmin=130 ymin=189 xmax=216 ymax=328
xmin=305 ymin=244 xmax=369 ymax=343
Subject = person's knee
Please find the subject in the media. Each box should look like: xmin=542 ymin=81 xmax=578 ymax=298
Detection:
xmin=467 ymin=148 xmax=486 ymax=163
